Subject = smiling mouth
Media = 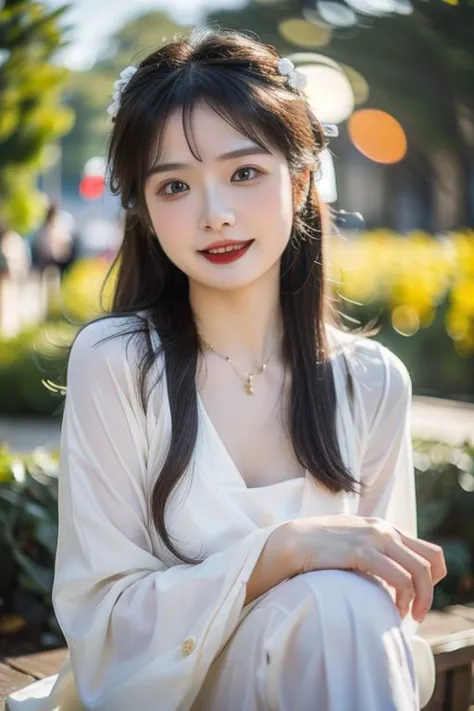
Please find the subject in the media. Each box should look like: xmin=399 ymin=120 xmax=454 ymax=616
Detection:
xmin=198 ymin=240 xmax=254 ymax=263
xmin=198 ymin=240 xmax=254 ymax=255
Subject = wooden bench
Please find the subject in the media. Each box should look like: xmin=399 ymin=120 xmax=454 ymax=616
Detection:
xmin=0 ymin=647 xmax=68 ymax=711
xmin=1 ymin=608 xmax=474 ymax=711
xmin=420 ymin=605 xmax=474 ymax=711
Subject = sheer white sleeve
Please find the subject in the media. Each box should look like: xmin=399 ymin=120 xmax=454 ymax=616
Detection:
xmin=355 ymin=340 xmax=417 ymax=537
xmin=350 ymin=337 xmax=418 ymax=636
xmin=52 ymin=318 xmax=286 ymax=711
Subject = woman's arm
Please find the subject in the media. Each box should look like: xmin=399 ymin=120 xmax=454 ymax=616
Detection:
xmin=246 ymin=339 xmax=417 ymax=607
xmin=245 ymin=341 xmax=444 ymax=624
xmin=53 ymin=318 xmax=291 ymax=711
xmin=243 ymin=522 xmax=300 ymax=605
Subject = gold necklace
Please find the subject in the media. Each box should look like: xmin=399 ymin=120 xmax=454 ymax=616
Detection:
xmin=197 ymin=331 xmax=280 ymax=395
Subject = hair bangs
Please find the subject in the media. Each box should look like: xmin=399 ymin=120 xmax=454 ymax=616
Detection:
xmin=144 ymin=65 xmax=297 ymax=178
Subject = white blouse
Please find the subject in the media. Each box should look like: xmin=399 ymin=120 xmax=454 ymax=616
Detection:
xmin=6 ymin=313 xmax=430 ymax=711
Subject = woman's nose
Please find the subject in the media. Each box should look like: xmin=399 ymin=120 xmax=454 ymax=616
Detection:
xmin=199 ymin=187 xmax=236 ymax=232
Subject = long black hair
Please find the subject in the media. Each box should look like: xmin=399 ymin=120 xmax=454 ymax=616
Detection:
xmin=68 ymin=27 xmax=374 ymax=564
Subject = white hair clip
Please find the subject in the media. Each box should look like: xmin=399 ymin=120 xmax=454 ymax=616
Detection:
xmin=322 ymin=124 xmax=339 ymax=138
xmin=277 ymin=57 xmax=308 ymax=90
xmin=107 ymin=65 xmax=138 ymax=119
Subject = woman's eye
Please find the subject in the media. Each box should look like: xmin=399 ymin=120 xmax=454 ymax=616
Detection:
xmin=157 ymin=167 xmax=262 ymax=197
xmin=232 ymin=166 xmax=262 ymax=182
xmin=160 ymin=180 xmax=188 ymax=197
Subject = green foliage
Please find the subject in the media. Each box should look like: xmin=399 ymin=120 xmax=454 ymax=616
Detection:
xmin=0 ymin=319 xmax=76 ymax=416
xmin=0 ymin=444 xmax=63 ymax=648
xmin=0 ymin=0 xmax=75 ymax=232
xmin=351 ymin=301 xmax=474 ymax=399
xmin=414 ymin=438 xmax=474 ymax=607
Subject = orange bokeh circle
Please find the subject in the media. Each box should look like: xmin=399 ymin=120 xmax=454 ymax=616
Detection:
xmin=348 ymin=109 xmax=407 ymax=164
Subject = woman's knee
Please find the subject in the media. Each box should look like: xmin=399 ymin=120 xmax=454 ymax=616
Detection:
xmin=308 ymin=569 xmax=400 ymax=627
xmin=262 ymin=571 xmax=416 ymax=711
xmin=267 ymin=569 xmax=401 ymax=644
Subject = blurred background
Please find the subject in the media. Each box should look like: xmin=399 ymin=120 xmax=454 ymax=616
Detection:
xmin=1 ymin=0 xmax=474 ymax=663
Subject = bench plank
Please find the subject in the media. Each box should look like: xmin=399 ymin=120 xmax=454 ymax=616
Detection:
xmin=0 ymin=664 xmax=35 ymax=711
xmin=447 ymin=606 xmax=474 ymax=624
xmin=5 ymin=648 xmax=68 ymax=680
xmin=419 ymin=611 xmax=474 ymax=655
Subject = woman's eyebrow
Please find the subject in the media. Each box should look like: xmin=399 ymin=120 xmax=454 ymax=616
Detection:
xmin=147 ymin=146 xmax=271 ymax=177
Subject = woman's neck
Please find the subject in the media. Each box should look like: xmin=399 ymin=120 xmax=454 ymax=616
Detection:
xmin=189 ymin=272 xmax=284 ymax=370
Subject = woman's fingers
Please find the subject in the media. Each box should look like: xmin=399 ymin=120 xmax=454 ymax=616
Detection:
xmin=358 ymin=521 xmax=448 ymax=622
xmin=363 ymin=550 xmax=416 ymax=619
xmin=395 ymin=532 xmax=447 ymax=585
xmin=384 ymin=541 xmax=434 ymax=621
xmin=294 ymin=515 xmax=447 ymax=625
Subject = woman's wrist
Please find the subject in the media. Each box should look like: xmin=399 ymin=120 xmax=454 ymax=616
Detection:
xmin=273 ymin=520 xmax=305 ymax=578
xmin=244 ymin=521 xmax=303 ymax=605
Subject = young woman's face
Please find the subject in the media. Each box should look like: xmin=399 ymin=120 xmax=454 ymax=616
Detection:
xmin=143 ymin=101 xmax=295 ymax=293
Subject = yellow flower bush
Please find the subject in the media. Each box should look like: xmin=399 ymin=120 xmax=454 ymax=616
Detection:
xmin=328 ymin=229 xmax=474 ymax=356
xmin=60 ymin=230 xmax=474 ymax=356
xmin=59 ymin=256 xmax=118 ymax=322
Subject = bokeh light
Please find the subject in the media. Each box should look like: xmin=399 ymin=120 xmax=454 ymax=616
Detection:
xmin=348 ymin=109 xmax=407 ymax=163
xmin=290 ymin=53 xmax=355 ymax=123
xmin=345 ymin=0 xmax=397 ymax=15
xmin=340 ymin=64 xmax=370 ymax=105
xmin=392 ymin=305 xmax=420 ymax=336
xmin=317 ymin=1 xmax=358 ymax=27
xmin=316 ymin=149 xmax=338 ymax=203
xmin=278 ymin=18 xmax=331 ymax=48
xmin=79 ymin=175 xmax=105 ymax=200
xmin=391 ymin=0 xmax=413 ymax=15
xmin=84 ymin=156 xmax=106 ymax=177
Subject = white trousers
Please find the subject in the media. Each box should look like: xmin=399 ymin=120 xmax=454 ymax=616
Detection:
xmin=193 ymin=569 xmax=419 ymax=711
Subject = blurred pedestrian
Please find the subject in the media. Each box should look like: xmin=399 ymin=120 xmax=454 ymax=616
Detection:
xmin=31 ymin=203 xmax=77 ymax=277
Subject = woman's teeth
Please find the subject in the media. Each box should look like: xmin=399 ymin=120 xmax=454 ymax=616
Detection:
xmin=206 ymin=244 xmax=247 ymax=254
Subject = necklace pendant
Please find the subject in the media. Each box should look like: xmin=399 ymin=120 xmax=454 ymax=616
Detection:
xmin=245 ymin=374 xmax=254 ymax=395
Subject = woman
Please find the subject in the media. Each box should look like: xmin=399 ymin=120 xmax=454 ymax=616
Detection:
xmin=7 ymin=27 xmax=446 ymax=711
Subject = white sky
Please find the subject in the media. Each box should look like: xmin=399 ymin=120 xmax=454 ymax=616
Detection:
xmin=45 ymin=0 xmax=245 ymax=70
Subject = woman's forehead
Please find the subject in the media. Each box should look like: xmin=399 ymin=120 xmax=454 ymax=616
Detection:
xmin=151 ymin=100 xmax=276 ymax=165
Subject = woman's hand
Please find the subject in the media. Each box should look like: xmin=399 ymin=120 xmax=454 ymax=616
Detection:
xmin=287 ymin=515 xmax=447 ymax=623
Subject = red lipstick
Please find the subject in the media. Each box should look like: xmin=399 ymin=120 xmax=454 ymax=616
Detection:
xmin=198 ymin=239 xmax=254 ymax=265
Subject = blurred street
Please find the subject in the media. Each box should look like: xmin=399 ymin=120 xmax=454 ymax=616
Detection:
xmin=1 ymin=395 xmax=473 ymax=454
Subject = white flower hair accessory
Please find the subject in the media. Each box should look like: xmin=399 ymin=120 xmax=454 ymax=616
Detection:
xmin=106 ymin=58 xmax=339 ymax=140
xmin=107 ymin=65 xmax=138 ymax=119
xmin=277 ymin=57 xmax=308 ymax=90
